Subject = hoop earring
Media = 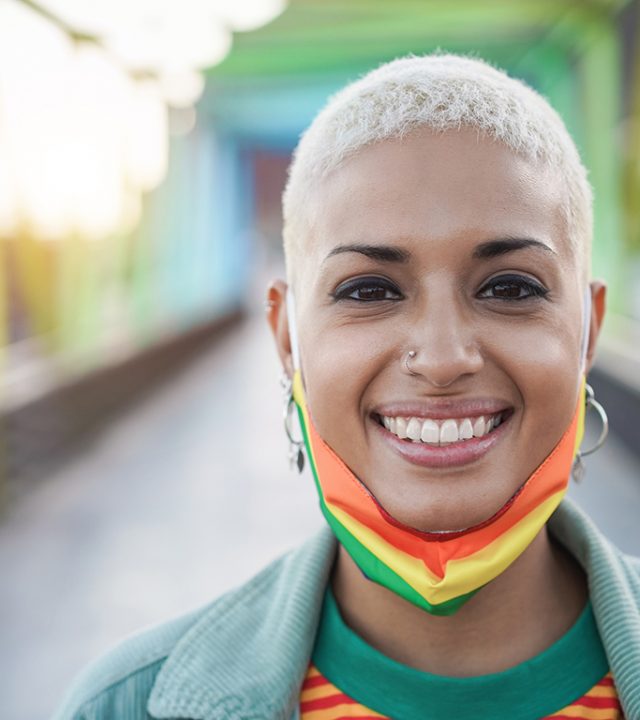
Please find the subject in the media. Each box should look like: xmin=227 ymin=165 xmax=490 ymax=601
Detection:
xmin=571 ymin=383 xmax=609 ymax=483
xmin=280 ymin=371 xmax=306 ymax=473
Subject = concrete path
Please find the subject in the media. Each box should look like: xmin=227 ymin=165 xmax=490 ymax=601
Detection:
xmin=1 ymin=292 xmax=639 ymax=720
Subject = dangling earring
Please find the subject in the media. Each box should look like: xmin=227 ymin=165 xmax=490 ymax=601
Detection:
xmin=280 ymin=371 xmax=306 ymax=473
xmin=572 ymin=383 xmax=609 ymax=483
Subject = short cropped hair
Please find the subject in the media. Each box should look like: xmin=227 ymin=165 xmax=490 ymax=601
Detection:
xmin=282 ymin=53 xmax=592 ymax=286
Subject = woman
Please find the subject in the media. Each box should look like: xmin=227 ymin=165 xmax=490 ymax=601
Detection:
xmin=54 ymin=54 xmax=640 ymax=720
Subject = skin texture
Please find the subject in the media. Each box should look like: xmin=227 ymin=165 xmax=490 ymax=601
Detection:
xmin=267 ymin=127 xmax=606 ymax=675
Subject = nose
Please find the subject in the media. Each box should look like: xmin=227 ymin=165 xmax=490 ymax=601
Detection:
xmin=403 ymin=300 xmax=484 ymax=388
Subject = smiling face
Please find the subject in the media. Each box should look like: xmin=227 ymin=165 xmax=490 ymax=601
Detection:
xmin=271 ymin=127 xmax=603 ymax=532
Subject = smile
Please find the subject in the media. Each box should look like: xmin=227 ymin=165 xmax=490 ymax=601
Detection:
xmin=376 ymin=412 xmax=505 ymax=445
xmin=371 ymin=408 xmax=514 ymax=469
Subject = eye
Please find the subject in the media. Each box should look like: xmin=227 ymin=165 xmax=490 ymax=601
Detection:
xmin=477 ymin=274 xmax=549 ymax=301
xmin=332 ymin=276 xmax=403 ymax=302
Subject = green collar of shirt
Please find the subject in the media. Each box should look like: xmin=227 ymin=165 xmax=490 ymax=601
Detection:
xmin=312 ymin=586 xmax=608 ymax=720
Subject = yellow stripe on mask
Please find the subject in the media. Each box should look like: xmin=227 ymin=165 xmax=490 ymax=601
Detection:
xmin=573 ymin=377 xmax=587 ymax=456
xmin=326 ymin=489 xmax=566 ymax=606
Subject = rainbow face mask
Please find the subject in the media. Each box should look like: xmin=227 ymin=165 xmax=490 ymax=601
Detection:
xmin=285 ymin=288 xmax=590 ymax=616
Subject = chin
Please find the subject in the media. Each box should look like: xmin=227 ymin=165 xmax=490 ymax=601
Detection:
xmin=371 ymin=484 xmax=518 ymax=534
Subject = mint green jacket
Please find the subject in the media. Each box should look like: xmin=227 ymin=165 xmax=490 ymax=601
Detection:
xmin=52 ymin=499 xmax=640 ymax=720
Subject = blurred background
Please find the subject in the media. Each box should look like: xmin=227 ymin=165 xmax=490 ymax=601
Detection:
xmin=1 ymin=1 xmax=639 ymax=718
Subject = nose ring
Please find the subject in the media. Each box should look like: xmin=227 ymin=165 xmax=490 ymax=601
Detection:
xmin=405 ymin=350 xmax=418 ymax=376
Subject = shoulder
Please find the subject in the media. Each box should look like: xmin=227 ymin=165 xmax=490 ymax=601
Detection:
xmin=52 ymin=528 xmax=336 ymax=720
xmin=550 ymin=499 xmax=640 ymax=584
xmin=624 ymin=552 xmax=640 ymax=589
xmin=51 ymin=604 xmax=207 ymax=720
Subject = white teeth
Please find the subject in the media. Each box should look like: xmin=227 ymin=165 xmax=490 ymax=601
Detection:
xmin=406 ymin=417 xmax=422 ymax=441
xmin=439 ymin=419 xmax=459 ymax=444
xmin=420 ymin=419 xmax=439 ymax=444
xmin=379 ymin=411 xmax=506 ymax=444
xmin=395 ymin=417 xmax=408 ymax=439
xmin=459 ymin=418 xmax=473 ymax=440
xmin=472 ymin=416 xmax=486 ymax=437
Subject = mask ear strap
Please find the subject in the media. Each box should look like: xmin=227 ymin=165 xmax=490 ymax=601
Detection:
xmin=579 ymin=286 xmax=591 ymax=375
xmin=286 ymin=286 xmax=301 ymax=373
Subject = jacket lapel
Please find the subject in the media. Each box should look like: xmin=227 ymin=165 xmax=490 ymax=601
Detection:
xmin=148 ymin=527 xmax=337 ymax=720
xmin=549 ymin=498 xmax=640 ymax=720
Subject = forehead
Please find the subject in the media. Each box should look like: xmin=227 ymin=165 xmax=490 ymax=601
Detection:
xmin=302 ymin=127 xmax=568 ymax=269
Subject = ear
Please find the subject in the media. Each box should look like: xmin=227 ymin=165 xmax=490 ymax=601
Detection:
xmin=584 ymin=280 xmax=607 ymax=374
xmin=265 ymin=279 xmax=294 ymax=378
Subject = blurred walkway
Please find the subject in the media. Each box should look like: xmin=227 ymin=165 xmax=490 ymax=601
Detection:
xmin=1 ymin=301 xmax=639 ymax=720
xmin=0 ymin=301 xmax=325 ymax=720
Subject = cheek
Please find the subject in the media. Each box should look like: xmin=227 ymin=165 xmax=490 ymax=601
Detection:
xmin=300 ymin=322 xmax=393 ymax=443
xmin=487 ymin=319 xmax=582 ymax=440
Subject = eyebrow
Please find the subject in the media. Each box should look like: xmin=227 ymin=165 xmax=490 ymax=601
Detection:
xmin=323 ymin=243 xmax=411 ymax=264
xmin=472 ymin=237 xmax=556 ymax=259
xmin=322 ymin=237 xmax=556 ymax=265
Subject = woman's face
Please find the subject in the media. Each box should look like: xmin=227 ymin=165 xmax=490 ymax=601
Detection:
xmin=270 ymin=127 xmax=605 ymax=532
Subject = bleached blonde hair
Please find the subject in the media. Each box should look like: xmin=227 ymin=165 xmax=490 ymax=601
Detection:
xmin=282 ymin=53 xmax=592 ymax=285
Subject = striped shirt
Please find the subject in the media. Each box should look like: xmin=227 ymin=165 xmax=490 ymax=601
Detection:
xmin=302 ymin=587 xmax=623 ymax=720
xmin=300 ymin=665 xmax=623 ymax=719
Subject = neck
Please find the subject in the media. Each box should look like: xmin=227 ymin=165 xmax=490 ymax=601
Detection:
xmin=330 ymin=524 xmax=587 ymax=676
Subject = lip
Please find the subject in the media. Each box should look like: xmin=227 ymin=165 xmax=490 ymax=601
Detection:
xmin=370 ymin=410 xmax=513 ymax=469
xmin=373 ymin=398 xmax=512 ymax=420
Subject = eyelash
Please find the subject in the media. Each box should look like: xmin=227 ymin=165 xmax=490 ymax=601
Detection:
xmin=477 ymin=274 xmax=549 ymax=301
xmin=331 ymin=274 xmax=549 ymax=303
xmin=331 ymin=277 xmax=403 ymax=303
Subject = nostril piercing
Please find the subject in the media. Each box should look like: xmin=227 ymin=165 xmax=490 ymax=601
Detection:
xmin=405 ymin=350 xmax=418 ymax=375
